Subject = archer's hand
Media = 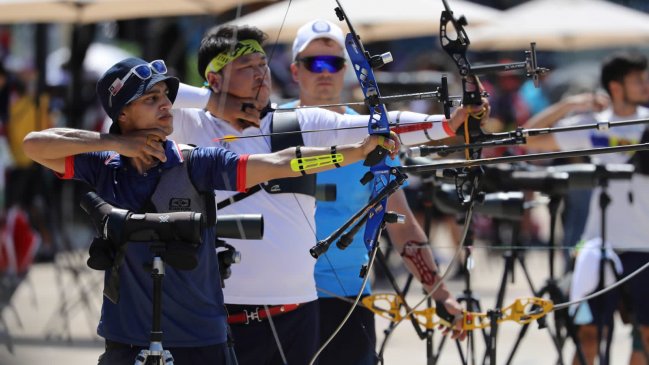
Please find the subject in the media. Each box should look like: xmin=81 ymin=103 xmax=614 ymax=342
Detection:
xmin=361 ymin=131 xmax=400 ymax=160
xmin=563 ymin=92 xmax=609 ymax=114
xmin=208 ymin=92 xmax=262 ymax=127
xmin=448 ymin=98 xmax=491 ymax=132
xmin=116 ymin=129 xmax=168 ymax=164
xmin=438 ymin=297 xmax=467 ymax=341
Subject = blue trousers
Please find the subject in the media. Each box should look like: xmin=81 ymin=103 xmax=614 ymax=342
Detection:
xmin=98 ymin=340 xmax=233 ymax=364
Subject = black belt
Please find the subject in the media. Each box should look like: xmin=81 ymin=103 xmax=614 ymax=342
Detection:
xmin=105 ymin=339 xmax=142 ymax=350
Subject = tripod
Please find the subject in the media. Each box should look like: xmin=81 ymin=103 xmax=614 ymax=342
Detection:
xmin=504 ymin=195 xmax=586 ymax=365
xmin=591 ymin=173 xmax=628 ymax=365
xmin=484 ymin=218 xmax=560 ymax=365
xmin=134 ymin=243 xmax=174 ymax=365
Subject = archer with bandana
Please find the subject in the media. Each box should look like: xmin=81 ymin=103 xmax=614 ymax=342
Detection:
xmin=170 ymin=24 xmax=485 ymax=365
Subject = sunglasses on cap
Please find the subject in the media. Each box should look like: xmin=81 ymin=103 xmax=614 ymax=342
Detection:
xmin=109 ymin=59 xmax=168 ymax=98
xmin=297 ymin=56 xmax=345 ymax=73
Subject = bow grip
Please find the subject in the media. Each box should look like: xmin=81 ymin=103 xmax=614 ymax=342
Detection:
xmin=363 ymin=145 xmax=388 ymax=166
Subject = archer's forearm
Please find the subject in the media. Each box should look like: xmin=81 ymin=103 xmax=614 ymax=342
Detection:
xmin=523 ymin=100 xmax=574 ymax=130
xmin=244 ymin=140 xmax=371 ymax=188
xmin=23 ymin=128 xmax=118 ymax=173
xmin=398 ymin=241 xmax=453 ymax=301
xmin=386 ymin=191 xmax=448 ymax=295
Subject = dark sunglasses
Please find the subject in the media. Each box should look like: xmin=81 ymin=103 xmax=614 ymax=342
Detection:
xmin=298 ymin=56 xmax=346 ymax=73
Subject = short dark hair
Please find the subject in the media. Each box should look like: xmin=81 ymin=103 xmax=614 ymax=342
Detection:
xmin=197 ymin=25 xmax=268 ymax=81
xmin=600 ymin=51 xmax=648 ymax=95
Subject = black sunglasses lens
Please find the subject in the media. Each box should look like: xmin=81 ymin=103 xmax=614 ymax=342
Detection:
xmin=302 ymin=56 xmax=345 ymax=73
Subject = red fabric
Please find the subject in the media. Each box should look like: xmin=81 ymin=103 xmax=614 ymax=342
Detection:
xmin=54 ymin=155 xmax=75 ymax=179
xmin=390 ymin=122 xmax=433 ymax=134
xmin=0 ymin=208 xmax=39 ymax=274
xmin=442 ymin=119 xmax=455 ymax=137
xmin=236 ymin=154 xmax=250 ymax=192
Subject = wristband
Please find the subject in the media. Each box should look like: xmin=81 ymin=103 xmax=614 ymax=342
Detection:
xmin=294 ymin=145 xmax=306 ymax=176
xmin=331 ymin=146 xmax=341 ymax=168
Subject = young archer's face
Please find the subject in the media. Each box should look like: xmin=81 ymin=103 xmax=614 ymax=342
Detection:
xmin=214 ymin=52 xmax=272 ymax=106
xmin=119 ymin=82 xmax=174 ymax=135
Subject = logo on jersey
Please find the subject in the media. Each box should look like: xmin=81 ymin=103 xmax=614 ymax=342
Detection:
xmin=169 ymin=198 xmax=191 ymax=211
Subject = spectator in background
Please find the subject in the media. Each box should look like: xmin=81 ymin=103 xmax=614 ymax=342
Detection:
xmin=0 ymin=63 xmax=9 ymax=125
xmin=525 ymin=50 xmax=649 ymax=365
xmin=525 ymin=91 xmax=610 ymax=272
xmin=4 ymin=71 xmax=55 ymax=260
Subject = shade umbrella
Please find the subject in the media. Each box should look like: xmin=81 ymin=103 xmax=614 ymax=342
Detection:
xmin=228 ymin=0 xmax=502 ymax=43
xmin=0 ymin=0 xmax=274 ymax=24
xmin=46 ymin=43 xmax=134 ymax=86
xmin=469 ymin=0 xmax=649 ymax=51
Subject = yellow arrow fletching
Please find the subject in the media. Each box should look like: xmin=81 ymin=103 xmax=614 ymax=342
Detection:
xmin=212 ymin=135 xmax=239 ymax=143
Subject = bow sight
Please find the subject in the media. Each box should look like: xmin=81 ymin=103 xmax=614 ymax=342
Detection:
xmin=440 ymin=0 xmax=548 ymax=160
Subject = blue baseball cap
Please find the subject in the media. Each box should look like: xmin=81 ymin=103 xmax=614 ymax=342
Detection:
xmin=96 ymin=57 xmax=179 ymax=134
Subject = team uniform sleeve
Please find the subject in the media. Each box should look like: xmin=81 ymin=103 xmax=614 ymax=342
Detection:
xmin=55 ymin=152 xmax=109 ymax=187
xmin=298 ymin=108 xmax=454 ymax=147
xmin=189 ymin=147 xmax=248 ymax=192
xmin=173 ymin=83 xmax=210 ymax=109
xmin=170 ymin=109 xmax=194 ymax=143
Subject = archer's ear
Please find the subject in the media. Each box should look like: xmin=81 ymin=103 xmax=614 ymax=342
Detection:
xmin=206 ymin=72 xmax=223 ymax=93
xmin=117 ymin=109 xmax=128 ymax=125
xmin=290 ymin=62 xmax=300 ymax=83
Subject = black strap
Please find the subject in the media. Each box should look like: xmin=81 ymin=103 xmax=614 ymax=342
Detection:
xmin=331 ymin=146 xmax=341 ymax=168
xmin=295 ymin=145 xmax=306 ymax=176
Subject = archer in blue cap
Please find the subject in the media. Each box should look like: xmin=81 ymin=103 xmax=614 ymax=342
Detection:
xmin=96 ymin=57 xmax=179 ymax=135
xmin=22 ymin=56 xmax=398 ymax=364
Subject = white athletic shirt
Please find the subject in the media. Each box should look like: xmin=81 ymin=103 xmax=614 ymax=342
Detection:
xmin=554 ymin=107 xmax=649 ymax=252
xmin=170 ymin=107 xmax=449 ymax=304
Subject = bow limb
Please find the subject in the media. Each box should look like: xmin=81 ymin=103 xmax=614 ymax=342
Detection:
xmin=363 ymin=293 xmax=554 ymax=331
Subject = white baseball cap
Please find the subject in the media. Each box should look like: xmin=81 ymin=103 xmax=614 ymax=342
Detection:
xmin=292 ymin=19 xmax=345 ymax=61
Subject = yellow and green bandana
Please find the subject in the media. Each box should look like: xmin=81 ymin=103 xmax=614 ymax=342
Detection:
xmin=204 ymin=39 xmax=266 ymax=79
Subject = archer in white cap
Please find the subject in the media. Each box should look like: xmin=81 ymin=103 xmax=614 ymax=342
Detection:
xmin=283 ymin=19 xmax=467 ymax=365
xmin=290 ymin=19 xmax=348 ymax=111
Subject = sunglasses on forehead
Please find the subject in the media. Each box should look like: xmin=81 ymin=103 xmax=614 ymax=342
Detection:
xmin=297 ymin=56 xmax=346 ymax=73
xmin=109 ymin=60 xmax=168 ymax=98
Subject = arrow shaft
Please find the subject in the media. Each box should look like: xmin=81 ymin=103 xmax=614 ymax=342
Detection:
xmin=403 ymin=143 xmax=649 ymax=174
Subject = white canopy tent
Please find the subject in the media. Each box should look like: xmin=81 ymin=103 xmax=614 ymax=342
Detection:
xmin=0 ymin=0 xmax=274 ymax=24
xmin=228 ymin=0 xmax=502 ymax=43
xmin=469 ymin=0 xmax=649 ymax=51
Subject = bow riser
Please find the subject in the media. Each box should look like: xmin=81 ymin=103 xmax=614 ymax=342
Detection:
xmin=342 ymin=30 xmax=393 ymax=251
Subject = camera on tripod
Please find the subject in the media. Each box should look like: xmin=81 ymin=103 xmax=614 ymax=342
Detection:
xmin=481 ymin=162 xmax=634 ymax=195
xmin=432 ymin=183 xmax=526 ymax=221
xmin=80 ymin=192 xmax=265 ymax=296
